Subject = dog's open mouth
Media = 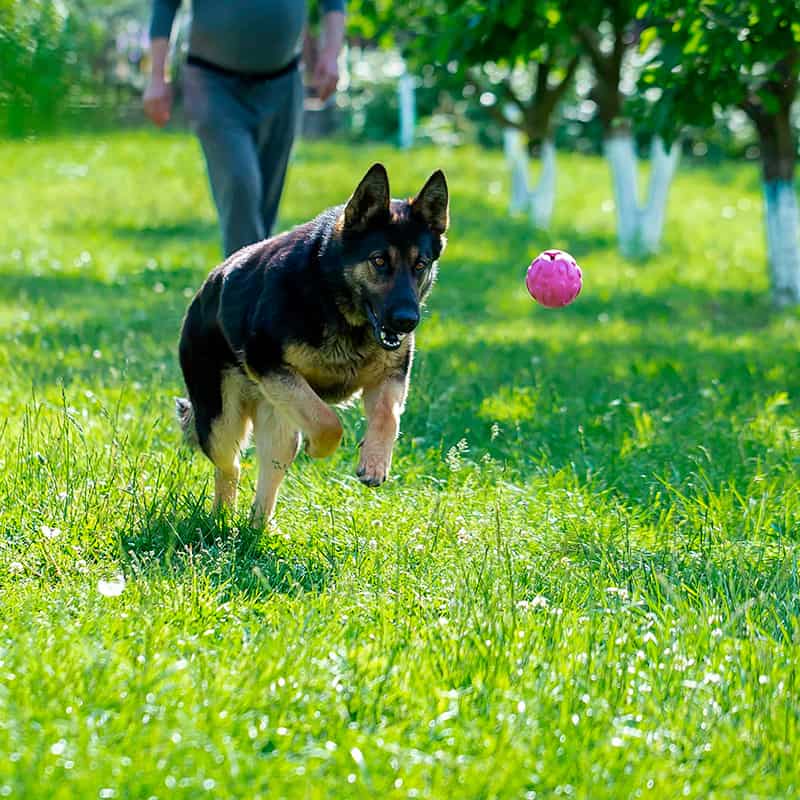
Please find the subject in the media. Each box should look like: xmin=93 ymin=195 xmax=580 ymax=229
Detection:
xmin=377 ymin=327 xmax=403 ymax=350
xmin=365 ymin=304 xmax=405 ymax=351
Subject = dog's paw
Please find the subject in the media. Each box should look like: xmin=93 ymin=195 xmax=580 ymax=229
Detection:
xmin=356 ymin=447 xmax=392 ymax=487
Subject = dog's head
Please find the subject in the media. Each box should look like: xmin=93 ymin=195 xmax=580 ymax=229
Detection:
xmin=336 ymin=163 xmax=448 ymax=350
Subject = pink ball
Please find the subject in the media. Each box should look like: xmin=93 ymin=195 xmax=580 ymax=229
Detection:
xmin=526 ymin=249 xmax=582 ymax=308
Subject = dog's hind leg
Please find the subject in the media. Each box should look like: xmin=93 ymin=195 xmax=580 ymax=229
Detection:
xmin=206 ymin=370 xmax=253 ymax=511
xmin=251 ymin=401 xmax=301 ymax=525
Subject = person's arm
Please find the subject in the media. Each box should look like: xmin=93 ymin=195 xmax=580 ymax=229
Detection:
xmin=313 ymin=3 xmax=346 ymax=102
xmin=143 ymin=0 xmax=181 ymax=127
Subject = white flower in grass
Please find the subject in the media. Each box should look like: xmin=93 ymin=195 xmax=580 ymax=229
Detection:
xmin=97 ymin=575 xmax=126 ymax=597
xmin=8 ymin=561 xmax=24 ymax=574
xmin=41 ymin=525 xmax=61 ymax=539
xmin=516 ymin=595 xmax=550 ymax=612
xmin=350 ymin=747 xmax=365 ymax=768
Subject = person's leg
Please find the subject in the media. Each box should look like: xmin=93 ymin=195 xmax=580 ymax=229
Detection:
xmin=183 ymin=65 xmax=264 ymax=256
xmin=198 ymin=124 xmax=264 ymax=256
xmin=254 ymin=70 xmax=305 ymax=237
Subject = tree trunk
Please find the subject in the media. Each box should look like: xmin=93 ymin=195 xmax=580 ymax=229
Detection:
xmin=763 ymin=181 xmax=800 ymax=307
xmin=529 ymin=139 xmax=556 ymax=230
xmin=604 ymin=132 xmax=640 ymax=256
xmin=640 ymin=136 xmax=681 ymax=254
xmin=604 ymin=133 xmax=679 ymax=257
xmin=503 ymin=128 xmax=556 ymax=229
xmin=584 ymin=29 xmax=678 ymax=258
xmin=503 ymin=126 xmax=530 ymax=214
xmin=398 ymin=72 xmax=415 ymax=150
xmin=754 ymin=106 xmax=800 ymax=306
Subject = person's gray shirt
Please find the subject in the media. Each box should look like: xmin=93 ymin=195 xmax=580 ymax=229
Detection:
xmin=150 ymin=0 xmax=345 ymax=74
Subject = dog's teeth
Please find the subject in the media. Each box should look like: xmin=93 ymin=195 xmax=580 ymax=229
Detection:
xmin=377 ymin=327 xmax=405 ymax=349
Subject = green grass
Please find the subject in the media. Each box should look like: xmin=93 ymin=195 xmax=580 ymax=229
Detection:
xmin=1 ymin=130 xmax=799 ymax=799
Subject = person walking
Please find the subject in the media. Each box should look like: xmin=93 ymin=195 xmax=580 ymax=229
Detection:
xmin=143 ymin=0 xmax=345 ymax=257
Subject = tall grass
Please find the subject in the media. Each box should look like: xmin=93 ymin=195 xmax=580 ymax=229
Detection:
xmin=0 ymin=132 xmax=798 ymax=798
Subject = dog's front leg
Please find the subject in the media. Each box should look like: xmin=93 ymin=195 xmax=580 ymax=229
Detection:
xmin=251 ymin=366 xmax=343 ymax=458
xmin=357 ymin=375 xmax=408 ymax=487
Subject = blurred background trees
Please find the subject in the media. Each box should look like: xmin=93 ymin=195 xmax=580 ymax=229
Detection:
xmin=1 ymin=0 xmax=798 ymax=303
xmin=0 ymin=0 xmax=150 ymax=135
xmin=640 ymin=0 xmax=799 ymax=304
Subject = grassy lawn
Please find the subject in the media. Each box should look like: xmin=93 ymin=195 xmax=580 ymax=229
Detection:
xmin=1 ymin=129 xmax=799 ymax=798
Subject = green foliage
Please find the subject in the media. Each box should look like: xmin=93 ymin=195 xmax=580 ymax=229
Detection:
xmin=1 ymin=132 xmax=800 ymax=796
xmin=0 ymin=0 xmax=149 ymax=136
xmin=0 ymin=0 xmax=79 ymax=135
xmin=637 ymin=0 xmax=800 ymax=143
xmin=348 ymin=0 xmax=583 ymax=145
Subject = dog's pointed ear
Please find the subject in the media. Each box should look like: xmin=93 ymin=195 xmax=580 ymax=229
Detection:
xmin=411 ymin=169 xmax=449 ymax=234
xmin=343 ymin=163 xmax=390 ymax=229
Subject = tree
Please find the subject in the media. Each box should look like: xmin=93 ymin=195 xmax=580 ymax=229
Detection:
xmin=368 ymin=0 xmax=581 ymax=229
xmin=564 ymin=0 xmax=681 ymax=256
xmin=640 ymin=0 xmax=800 ymax=306
xmin=0 ymin=0 xmax=150 ymax=136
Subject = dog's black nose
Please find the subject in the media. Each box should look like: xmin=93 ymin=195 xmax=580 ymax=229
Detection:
xmin=386 ymin=308 xmax=420 ymax=333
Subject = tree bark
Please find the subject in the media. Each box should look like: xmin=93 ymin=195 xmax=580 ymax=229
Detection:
xmin=503 ymin=127 xmax=557 ymax=229
xmin=398 ymin=71 xmax=415 ymax=150
xmin=605 ymin=133 xmax=679 ymax=256
xmin=640 ymin=136 xmax=680 ymax=254
xmin=746 ymin=102 xmax=800 ymax=306
xmin=530 ymin=139 xmax=556 ymax=229
xmin=753 ymin=103 xmax=795 ymax=183
xmin=605 ymin=132 xmax=639 ymax=255
xmin=504 ymin=126 xmax=531 ymax=214
xmin=492 ymin=55 xmax=578 ymax=230
xmin=762 ymin=181 xmax=800 ymax=306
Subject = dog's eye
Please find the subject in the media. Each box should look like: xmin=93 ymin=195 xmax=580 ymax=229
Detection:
xmin=415 ymin=260 xmax=429 ymax=272
xmin=369 ymin=254 xmax=386 ymax=269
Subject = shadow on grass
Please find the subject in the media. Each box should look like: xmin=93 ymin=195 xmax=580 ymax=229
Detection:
xmin=5 ymin=204 xmax=796 ymax=520
xmin=519 ymin=285 xmax=775 ymax=333
xmin=408 ymin=284 xmax=798 ymax=505
xmin=2 ymin=267 xmax=200 ymax=385
xmin=109 ymin=220 xmax=218 ymax=245
xmin=122 ymin=494 xmax=337 ymax=600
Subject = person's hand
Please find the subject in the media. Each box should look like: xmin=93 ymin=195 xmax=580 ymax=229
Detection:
xmin=313 ymin=49 xmax=339 ymax=102
xmin=143 ymin=78 xmax=173 ymax=127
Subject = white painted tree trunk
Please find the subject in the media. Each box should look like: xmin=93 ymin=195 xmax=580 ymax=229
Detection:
xmin=640 ymin=137 xmax=680 ymax=254
xmin=503 ymin=128 xmax=557 ymax=229
xmin=604 ymin=133 xmax=640 ymax=256
xmin=763 ymin=180 xmax=800 ymax=306
xmin=503 ymin=127 xmax=530 ymax=213
xmin=398 ymin=73 xmax=415 ymax=150
xmin=604 ymin=134 xmax=679 ymax=256
xmin=530 ymin=140 xmax=556 ymax=230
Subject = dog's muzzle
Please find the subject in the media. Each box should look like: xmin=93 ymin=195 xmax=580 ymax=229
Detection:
xmin=365 ymin=303 xmax=407 ymax=351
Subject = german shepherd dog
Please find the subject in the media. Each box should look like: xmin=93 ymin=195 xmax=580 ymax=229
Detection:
xmin=176 ymin=163 xmax=449 ymax=522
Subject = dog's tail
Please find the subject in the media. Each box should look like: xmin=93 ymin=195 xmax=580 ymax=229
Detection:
xmin=175 ymin=397 xmax=199 ymax=449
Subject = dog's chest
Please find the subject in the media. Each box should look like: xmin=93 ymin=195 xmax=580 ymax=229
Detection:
xmin=283 ymin=334 xmax=397 ymax=402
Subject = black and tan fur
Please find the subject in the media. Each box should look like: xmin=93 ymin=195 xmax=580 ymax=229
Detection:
xmin=177 ymin=163 xmax=449 ymax=522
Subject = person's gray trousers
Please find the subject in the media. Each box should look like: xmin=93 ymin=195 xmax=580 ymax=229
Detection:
xmin=183 ymin=62 xmax=304 ymax=257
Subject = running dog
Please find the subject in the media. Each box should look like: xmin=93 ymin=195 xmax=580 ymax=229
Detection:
xmin=176 ymin=163 xmax=449 ymax=522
